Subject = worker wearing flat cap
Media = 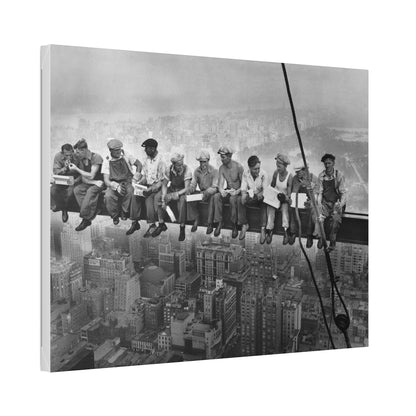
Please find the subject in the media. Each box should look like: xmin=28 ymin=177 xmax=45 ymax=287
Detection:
xmin=290 ymin=161 xmax=320 ymax=248
xmin=133 ymin=134 xmax=167 ymax=238
xmin=187 ymin=150 xmax=219 ymax=234
xmin=316 ymin=153 xmax=347 ymax=251
xmin=265 ymin=153 xmax=294 ymax=245
xmin=153 ymin=152 xmax=192 ymax=241
xmin=50 ymin=143 xmax=81 ymax=223
xmin=102 ymin=138 xmax=143 ymax=233
xmin=213 ymin=146 xmax=245 ymax=238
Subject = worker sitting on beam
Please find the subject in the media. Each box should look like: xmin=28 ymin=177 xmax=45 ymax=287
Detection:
xmin=68 ymin=139 xmax=105 ymax=232
xmin=50 ymin=143 xmax=81 ymax=223
xmin=156 ymin=152 xmax=192 ymax=241
xmin=265 ymin=153 xmax=294 ymax=245
xmin=213 ymin=146 xmax=244 ymax=239
xmin=187 ymin=150 xmax=218 ymax=234
xmin=239 ymin=155 xmax=268 ymax=243
xmin=135 ymin=136 xmax=166 ymax=238
xmin=290 ymin=163 xmax=320 ymax=248
xmin=317 ymin=153 xmax=347 ymax=251
xmin=102 ymin=138 xmax=143 ymax=234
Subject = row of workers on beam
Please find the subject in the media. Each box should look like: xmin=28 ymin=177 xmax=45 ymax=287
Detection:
xmin=51 ymin=137 xmax=346 ymax=249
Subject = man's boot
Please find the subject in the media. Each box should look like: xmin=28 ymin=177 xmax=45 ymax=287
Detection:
xmin=75 ymin=219 xmax=92 ymax=232
xmin=179 ymin=225 xmax=186 ymax=241
xmin=214 ymin=222 xmax=222 ymax=237
xmin=191 ymin=219 xmax=198 ymax=232
xmin=260 ymin=227 xmax=266 ymax=244
xmin=126 ymin=220 xmax=140 ymax=235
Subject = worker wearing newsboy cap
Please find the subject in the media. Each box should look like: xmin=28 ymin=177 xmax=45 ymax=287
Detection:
xmin=187 ymin=150 xmax=219 ymax=234
xmin=213 ymin=145 xmax=244 ymax=238
xmin=154 ymin=151 xmax=192 ymax=241
xmin=102 ymin=138 xmax=143 ymax=233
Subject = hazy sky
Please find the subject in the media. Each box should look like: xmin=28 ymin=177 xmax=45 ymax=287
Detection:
xmin=50 ymin=45 xmax=368 ymax=120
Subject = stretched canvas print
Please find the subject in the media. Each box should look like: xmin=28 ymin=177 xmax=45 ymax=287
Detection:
xmin=41 ymin=45 xmax=368 ymax=372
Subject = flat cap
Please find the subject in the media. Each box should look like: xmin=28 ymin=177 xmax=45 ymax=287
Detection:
xmin=196 ymin=150 xmax=210 ymax=161
xmin=107 ymin=138 xmax=123 ymax=150
xmin=275 ymin=153 xmax=290 ymax=166
xmin=217 ymin=146 xmax=233 ymax=155
xmin=141 ymin=138 xmax=158 ymax=148
xmin=170 ymin=153 xmax=184 ymax=163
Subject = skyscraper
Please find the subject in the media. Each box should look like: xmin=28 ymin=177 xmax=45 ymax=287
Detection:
xmin=61 ymin=223 xmax=92 ymax=264
xmin=196 ymin=240 xmax=245 ymax=288
xmin=114 ymin=271 xmax=141 ymax=312
xmin=159 ymin=241 xmax=186 ymax=278
xmin=281 ymin=299 xmax=302 ymax=353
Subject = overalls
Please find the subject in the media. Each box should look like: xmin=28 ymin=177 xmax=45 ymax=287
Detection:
xmin=319 ymin=173 xmax=344 ymax=243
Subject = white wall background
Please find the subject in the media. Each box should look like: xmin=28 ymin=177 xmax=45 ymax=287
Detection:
xmin=1 ymin=0 xmax=414 ymax=414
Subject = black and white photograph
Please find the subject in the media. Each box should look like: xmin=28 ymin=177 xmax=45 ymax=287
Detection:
xmin=3 ymin=1 xmax=416 ymax=415
xmin=43 ymin=45 xmax=368 ymax=371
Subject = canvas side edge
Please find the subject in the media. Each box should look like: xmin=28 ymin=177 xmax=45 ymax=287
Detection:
xmin=40 ymin=45 xmax=51 ymax=372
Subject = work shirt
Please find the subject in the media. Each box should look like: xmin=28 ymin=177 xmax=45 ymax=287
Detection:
xmin=142 ymin=152 xmax=166 ymax=186
xmin=102 ymin=151 xmax=138 ymax=176
xmin=318 ymin=169 xmax=347 ymax=205
xmin=52 ymin=152 xmax=79 ymax=177
xmin=190 ymin=164 xmax=218 ymax=192
xmin=219 ymin=160 xmax=244 ymax=190
xmin=164 ymin=164 xmax=192 ymax=191
xmin=77 ymin=150 xmax=104 ymax=180
xmin=241 ymin=169 xmax=267 ymax=195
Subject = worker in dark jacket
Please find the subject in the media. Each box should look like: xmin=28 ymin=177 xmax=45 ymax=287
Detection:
xmin=102 ymin=138 xmax=143 ymax=234
xmin=50 ymin=143 xmax=80 ymax=223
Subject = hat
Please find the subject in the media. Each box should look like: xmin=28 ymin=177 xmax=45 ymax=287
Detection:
xmin=141 ymin=138 xmax=158 ymax=148
xmin=171 ymin=153 xmax=184 ymax=163
xmin=218 ymin=146 xmax=233 ymax=155
xmin=107 ymin=138 xmax=123 ymax=150
xmin=196 ymin=150 xmax=210 ymax=161
xmin=275 ymin=153 xmax=290 ymax=166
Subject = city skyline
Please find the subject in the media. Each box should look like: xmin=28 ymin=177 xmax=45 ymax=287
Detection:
xmin=50 ymin=212 xmax=368 ymax=371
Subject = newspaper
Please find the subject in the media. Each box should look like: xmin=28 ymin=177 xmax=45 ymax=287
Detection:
xmin=133 ymin=183 xmax=148 ymax=196
xmin=263 ymin=186 xmax=280 ymax=209
xmin=52 ymin=175 xmax=74 ymax=186
xmin=186 ymin=193 xmax=204 ymax=202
